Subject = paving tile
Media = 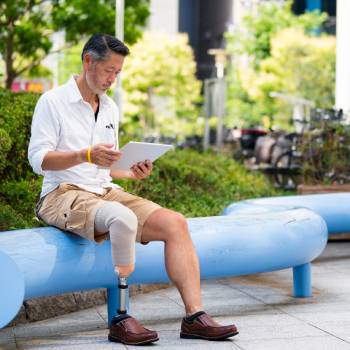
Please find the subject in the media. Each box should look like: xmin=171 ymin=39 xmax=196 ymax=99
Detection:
xmin=0 ymin=338 xmax=17 ymax=350
xmin=16 ymin=330 xmax=126 ymax=350
xmin=204 ymin=303 xmax=282 ymax=318
xmin=14 ymin=308 xmax=106 ymax=340
xmin=127 ymin=341 xmax=239 ymax=350
xmin=0 ymin=328 xmax=16 ymax=350
xmin=278 ymin=300 xmax=350 ymax=315
xmin=214 ymin=314 xmax=326 ymax=341
xmin=132 ymin=306 xmax=184 ymax=323
xmin=289 ymin=311 xmax=350 ymax=336
xmin=0 ymin=328 xmax=14 ymax=341
xmin=235 ymin=335 xmax=350 ymax=350
xmin=126 ymin=329 xmax=239 ymax=349
xmin=337 ymin=334 xmax=350 ymax=343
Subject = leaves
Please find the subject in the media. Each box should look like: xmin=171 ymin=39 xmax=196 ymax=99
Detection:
xmin=0 ymin=0 xmax=151 ymax=87
xmin=121 ymin=32 xmax=202 ymax=136
xmin=116 ymin=149 xmax=281 ymax=217
xmin=225 ymin=1 xmax=333 ymax=129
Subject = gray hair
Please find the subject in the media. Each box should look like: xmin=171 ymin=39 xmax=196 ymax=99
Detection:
xmin=81 ymin=33 xmax=129 ymax=62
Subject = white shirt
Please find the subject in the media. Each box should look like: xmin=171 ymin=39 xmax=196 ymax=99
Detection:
xmin=28 ymin=76 xmax=121 ymax=197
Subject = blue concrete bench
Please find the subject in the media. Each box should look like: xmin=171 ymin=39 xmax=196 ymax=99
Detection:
xmin=0 ymin=205 xmax=328 ymax=329
xmin=223 ymin=192 xmax=350 ymax=235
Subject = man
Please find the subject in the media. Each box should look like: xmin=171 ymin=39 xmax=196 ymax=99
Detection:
xmin=28 ymin=33 xmax=238 ymax=345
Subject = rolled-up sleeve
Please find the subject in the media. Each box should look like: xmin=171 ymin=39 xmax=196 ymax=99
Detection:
xmin=28 ymin=95 xmax=59 ymax=175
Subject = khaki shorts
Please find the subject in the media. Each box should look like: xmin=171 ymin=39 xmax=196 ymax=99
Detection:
xmin=37 ymin=183 xmax=162 ymax=244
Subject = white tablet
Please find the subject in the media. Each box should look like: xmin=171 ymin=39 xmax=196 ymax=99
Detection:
xmin=111 ymin=141 xmax=174 ymax=171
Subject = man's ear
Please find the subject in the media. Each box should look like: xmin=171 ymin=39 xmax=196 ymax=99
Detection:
xmin=83 ymin=53 xmax=93 ymax=71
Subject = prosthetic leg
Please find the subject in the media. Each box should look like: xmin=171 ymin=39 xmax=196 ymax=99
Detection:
xmin=117 ymin=277 xmax=128 ymax=315
xmin=109 ymin=276 xmax=130 ymax=327
xmin=108 ymin=275 xmax=159 ymax=344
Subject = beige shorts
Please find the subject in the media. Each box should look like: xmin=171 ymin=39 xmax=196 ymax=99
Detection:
xmin=37 ymin=183 xmax=162 ymax=244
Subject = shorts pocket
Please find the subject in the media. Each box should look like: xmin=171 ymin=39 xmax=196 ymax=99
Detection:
xmin=65 ymin=210 xmax=87 ymax=231
xmin=55 ymin=191 xmax=86 ymax=230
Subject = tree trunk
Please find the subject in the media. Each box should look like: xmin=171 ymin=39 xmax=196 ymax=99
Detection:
xmin=5 ymin=21 xmax=16 ymax=90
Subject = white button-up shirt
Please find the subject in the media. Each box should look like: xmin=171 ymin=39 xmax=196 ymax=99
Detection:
xmin=28 ymin=76 xmax=121 ymax=197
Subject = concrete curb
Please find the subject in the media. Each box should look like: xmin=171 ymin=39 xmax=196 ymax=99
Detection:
xmin=8 ymin=283 xmax=170 ymax=327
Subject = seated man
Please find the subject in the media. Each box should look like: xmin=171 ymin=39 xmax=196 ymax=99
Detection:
xmin=28 ymin=33 xmax=238 ymax=345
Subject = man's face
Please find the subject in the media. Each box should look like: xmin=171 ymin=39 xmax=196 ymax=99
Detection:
xmin=85 ymin=52 xmax=125 ymax=94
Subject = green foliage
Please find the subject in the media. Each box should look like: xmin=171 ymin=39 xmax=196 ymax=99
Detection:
xmin=0 ymin=199 xmax=29 ymax=231
xmin=0 ymin=89 xmax=40 ymax=179
xmin=0 ymin=1 xmax=53 ymax=88
xmin=0 ymin=178 xmax=42 ymax=215
xmin=52 ymin=0 xmax=150 ymax=46
xmin=227 ymin=0 xmax=326 ymax=69
xmin=0 ymin=128 xmax=12 ymax=172
xmin=300 ymin=124 xmax=350 ymax=185
xmin=116 ymin=149 xmax=280 ymax=217
xmin=0 ymin=0 xmax=150 ymax=88
xmin=255 ymin=28 xmax=335 ymax=128
xmin=225 ymin=1 xmax=333 ymax=129
xmin=122 ymin=32 xmax=202 ymax=137
xmin=57 ymin=42 xmax=85 ymax=85
xmin=0 ymin=89 xmax=279 ymax=231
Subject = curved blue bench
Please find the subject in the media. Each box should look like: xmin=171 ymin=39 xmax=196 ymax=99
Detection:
xmin=0 ymin=209 xmax=327 ymax=329
xmin=223 ymin=193 xmax=350 ymax=234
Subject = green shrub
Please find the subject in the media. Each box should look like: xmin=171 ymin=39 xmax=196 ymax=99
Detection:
xmin=0 ymin=148 xmax=280 ymax=230
xmin=0 ymin=128 xmax=12 ymax=172
xmin=0 ymin=178 xmax=44 ymax=230
xmin=116 ymin=149 xmax=280 ymax=217
xmin=300 ymin=124 xmax=350 ymax=185
xmin=0 ymin=88 xmax=280 ymax=230
xmin=0 ymin=89 xmax=39 ymax=180
xmin=0 ymin=199 xmax=29 ymax=231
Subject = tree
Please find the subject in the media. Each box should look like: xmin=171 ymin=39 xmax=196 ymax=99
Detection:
xmin=225 ymin=0 xmax=330 ymax=128
xmin=0 ymin=0 xmax=150 ymax=89
xmin=121 ymin=32 xmax=201 ymax=137
xmin=240 ymin=28 xmax=335 ymax=129
xmin=227 ymin=0 xmax=326 ymax=69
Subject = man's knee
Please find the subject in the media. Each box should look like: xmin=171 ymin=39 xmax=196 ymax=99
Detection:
xmin=162 ymin=210 xmax=189 ymax=241
xmin=95 ymin=201 xmax=138 ymax=235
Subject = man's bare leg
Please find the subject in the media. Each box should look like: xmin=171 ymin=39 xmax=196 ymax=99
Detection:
xmin=141 ymin=208 xmax=203 ymax=315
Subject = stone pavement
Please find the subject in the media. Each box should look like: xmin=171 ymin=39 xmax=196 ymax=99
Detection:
xmin=1 ymin=240 xmax=350 ymax=350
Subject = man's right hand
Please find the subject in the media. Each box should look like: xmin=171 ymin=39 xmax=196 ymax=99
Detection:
xmin=42 ymin=144 xmax=121 ymax=171
xmin=89 ymin=144 xmax=121 ymax=167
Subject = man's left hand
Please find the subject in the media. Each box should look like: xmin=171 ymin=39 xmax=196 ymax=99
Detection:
xmin=130 ymin=160 xmax=153 ymax=180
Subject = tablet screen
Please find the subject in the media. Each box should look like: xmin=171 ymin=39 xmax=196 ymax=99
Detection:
xmin=110 ymin=141 xmax=173 ymax=171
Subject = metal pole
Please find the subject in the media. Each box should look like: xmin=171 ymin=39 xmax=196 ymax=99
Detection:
xmin=115 ymin=0 xmax=124 ymax=120
xmin=335 ymin=0 xmax=350 ymax=114
xmin=203 ymin=80 xmax=211 ymax=151
xmin=216 ymin=77 xmax=226 ymax=149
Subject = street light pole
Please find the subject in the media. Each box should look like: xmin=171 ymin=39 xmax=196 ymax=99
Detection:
xmin=335 ymin=0 xmax=350 ymax=115
xmin=207 ymin=49 xmax=228 ymax=149
xmin=115 ymin=0 xmax=124 ymax=120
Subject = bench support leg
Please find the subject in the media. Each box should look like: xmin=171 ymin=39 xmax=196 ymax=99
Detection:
xmin=293 ymin=263 xmax=312 ymax=297
xmin=107 ymin=286 xmax=130 ymax=326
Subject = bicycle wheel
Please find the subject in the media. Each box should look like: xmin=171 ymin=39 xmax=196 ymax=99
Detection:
xmin=273 ymin=151 xmax=301 ymax=189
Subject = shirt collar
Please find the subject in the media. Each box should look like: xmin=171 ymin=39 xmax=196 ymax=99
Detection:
xmin=67 ymin=76 xmax=109 ymax=105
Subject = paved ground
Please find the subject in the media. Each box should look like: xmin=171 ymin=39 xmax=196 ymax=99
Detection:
xmin=1 ymin=240 xmax=350 ymax=350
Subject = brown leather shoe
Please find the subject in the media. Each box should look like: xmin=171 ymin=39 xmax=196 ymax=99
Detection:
xmin=180 ymin=311 xmax=238 ymax=341
xmin=108 ymin=314 xmax=159 ymax=345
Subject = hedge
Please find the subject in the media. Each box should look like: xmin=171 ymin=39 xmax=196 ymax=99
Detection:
xmin=0 ymin=89 xmax=281 ymax=231
xmin=0 ymin=148 xmax=280 ymax=231
xmin=0 ymin=89 xmax=40 ymax=180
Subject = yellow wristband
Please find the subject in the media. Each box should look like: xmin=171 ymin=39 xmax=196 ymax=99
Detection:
xmin=87 ymin=147 xmax=92 ymax=163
